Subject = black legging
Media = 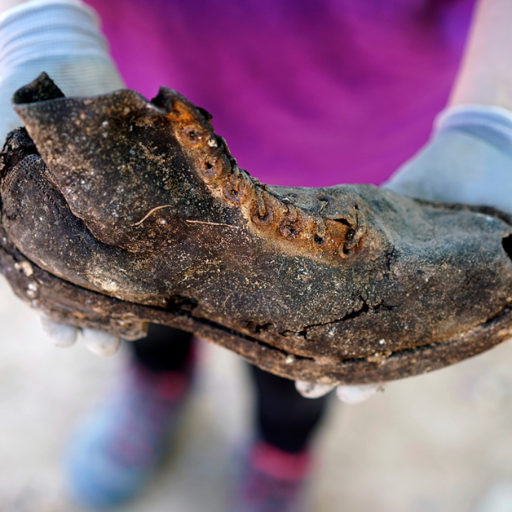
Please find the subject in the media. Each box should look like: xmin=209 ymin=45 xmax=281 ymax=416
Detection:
xmin=130 ymin=323 xmax=331 ymax=453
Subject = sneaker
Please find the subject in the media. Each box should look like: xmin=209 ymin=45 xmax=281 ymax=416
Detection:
xmin=230 ymin=441 xmax=312 ymax=512
xmin=66 ymin=363 xmax=192 ymax=509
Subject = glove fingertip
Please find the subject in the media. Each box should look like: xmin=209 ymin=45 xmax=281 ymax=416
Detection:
xmin=336 ymin=383 xmax=384 ymax=404
xmin=40 ymin=316 xmax=78 ymax=348
xmin=295 ymin=380 xmax=336 ymax=399
xmin=81 ymin=328 xmax=120 ymax=357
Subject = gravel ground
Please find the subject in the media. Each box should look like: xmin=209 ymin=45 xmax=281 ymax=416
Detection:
xmin=2 ymin=277 xmax=512 ymax=512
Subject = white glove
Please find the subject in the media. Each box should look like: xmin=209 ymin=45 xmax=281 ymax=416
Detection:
xmin=0 ymin=0 xmax=124 ymax=355
xmin=295 ymin=380 xmax=384 ymax=404
xmin=40 ymin=317 xmax=120 ymax=356
xmin=0 ymin=0 xmax=124 ymax=140
xmin=385 ymin=104 xmax=512 ymax=215
xmin=296 ymin=104 xmax=512 ymax=402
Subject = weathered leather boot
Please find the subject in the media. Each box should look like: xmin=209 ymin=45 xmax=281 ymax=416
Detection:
xmin=2 ymin=73 xmax=512 ymax=385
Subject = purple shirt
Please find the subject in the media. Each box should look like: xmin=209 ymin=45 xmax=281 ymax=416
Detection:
xmin=85 ymin=0 xmax=475 ymax=187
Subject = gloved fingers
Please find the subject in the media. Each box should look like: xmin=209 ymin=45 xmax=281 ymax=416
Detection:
xmin=39 ymin=315 xmax=120 ymax=356
xmin=295 ymin=380 xmax=336 ymax=398
xmin=1 ymin=1 xmax=125 ymax=354
xmin=336 ymin=383 xmax=384 ymax=404
xmin=81 ymin=328 xmax=120 ymax=357
xmin=40 ymin=315 xmax=78 ymax=347
xmin=384 ymin=105 xmax=512 ymax=215
xmin=295 ymin=380 xmax=386 ymax=402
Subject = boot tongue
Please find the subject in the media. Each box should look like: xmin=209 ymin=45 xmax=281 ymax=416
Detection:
xmin=11 ymin=74 xmax=209 ymax=252
xmin=12 ymin=72 xmax=65 ymax=104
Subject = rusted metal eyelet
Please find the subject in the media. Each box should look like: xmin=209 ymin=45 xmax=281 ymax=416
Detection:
xmin=182 ymin=125 xmax=203 ymax=147
xmin=278 ymin=219 xmax=301 ymax=239
xmin=345 ymin=211 xmax=367 ymax=250
xmin=251 ymin=203 xmax=274 ymax=227
xmin=339 ymin=244 xmax=355 ymax=258
xmin=223 ymin=177 xmax=249 ymax=205
xmin=197 ymin=154 xmax=228 ymax=180
xmin=345 ymin=228 xmax=356 ymax=242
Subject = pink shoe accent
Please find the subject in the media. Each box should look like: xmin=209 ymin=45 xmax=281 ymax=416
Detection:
xmin=250 ymin=442 xmax=312 ymax=483
xmin=156 ymin=372 xmax=190 ymax=401
xmin=133 ymin=365 xmax=191 ymax=402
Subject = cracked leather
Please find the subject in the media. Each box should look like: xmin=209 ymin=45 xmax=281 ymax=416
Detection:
xmin=1 ymin=73 xmax=512 ymax=385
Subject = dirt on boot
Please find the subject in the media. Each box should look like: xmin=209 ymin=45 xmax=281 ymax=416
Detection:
xmin=1 ymin=72 xmax=512 ymax=385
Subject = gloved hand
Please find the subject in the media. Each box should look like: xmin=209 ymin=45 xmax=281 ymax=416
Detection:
xmin=0 ymin=0 xmax=125 ymax=355
xmin=296 ymin=104 xmax=512 ymax=402
xmin=385 ymin=105 xmax=512 ymax=214
xmin=295 ymin=380 xmax=384 ymax=404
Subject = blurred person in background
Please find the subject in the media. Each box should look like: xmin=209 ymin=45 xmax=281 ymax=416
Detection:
xmin=0 ymin=0 xmax=511 ymax=510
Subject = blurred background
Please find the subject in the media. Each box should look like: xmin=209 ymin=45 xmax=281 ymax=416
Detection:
xmin=2 ymin=277 xmax=512 ymax=512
